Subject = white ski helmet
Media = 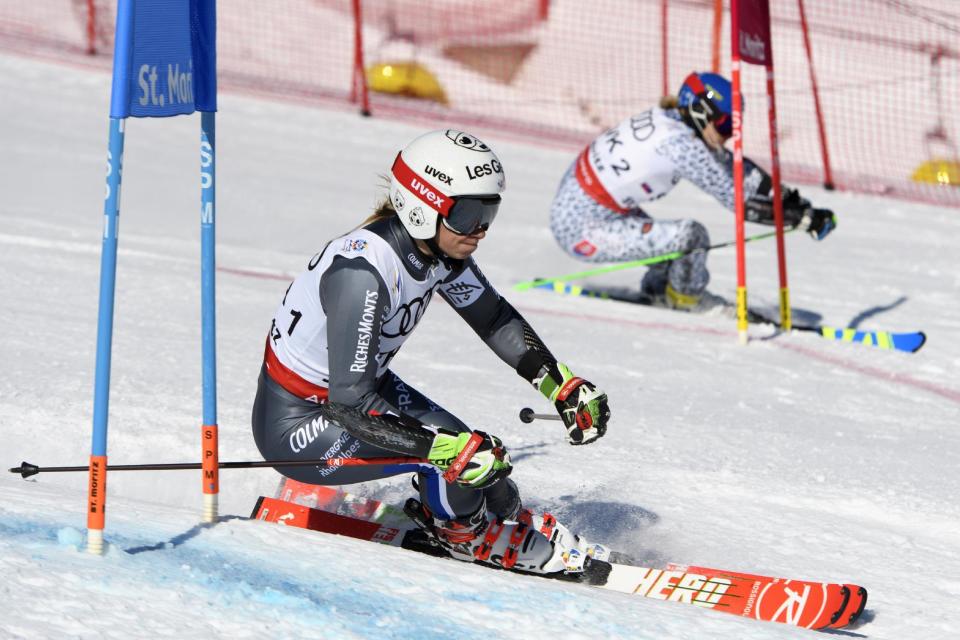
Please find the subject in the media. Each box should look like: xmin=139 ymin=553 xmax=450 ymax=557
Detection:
xmin=390 ymin=129 xmax=505 ymax=240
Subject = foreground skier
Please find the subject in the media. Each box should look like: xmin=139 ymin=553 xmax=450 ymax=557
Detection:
xmin=252 ymin=129 xmax=611 ymax=575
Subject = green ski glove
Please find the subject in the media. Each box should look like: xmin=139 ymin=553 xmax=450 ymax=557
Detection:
xmin=428 ymin=430 xmax=512 ymax=489
xmin=535 ymin=363 xmax=610 ymax=445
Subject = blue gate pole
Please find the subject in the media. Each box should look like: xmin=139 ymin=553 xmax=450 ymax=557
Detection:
xmin=87 ymin=117 xmax=126 ymax=554
xmin=199 ymin=110 xmax=219 ymax=522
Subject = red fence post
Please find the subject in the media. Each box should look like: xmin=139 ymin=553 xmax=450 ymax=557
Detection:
xmin=351 ymin=0 xmax=371 ymax=117
xmin=661 ymin=0 xmax=669 ymax=96
xmin=797 ymin=0 xmax=835 ymax=190
xmin=85 ymin=0 xmax=96 ymax=55
xmin=539 ymin=0 xmax=550 ymax=21
xmin=711 ymin=0 xmax=723 ymax=73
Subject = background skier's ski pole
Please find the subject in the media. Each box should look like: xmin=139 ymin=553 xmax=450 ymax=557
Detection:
xmin=514 ymin=229 xmax=793 ymax=292
xmin=519 ymin=407 xmax=562 ymax=423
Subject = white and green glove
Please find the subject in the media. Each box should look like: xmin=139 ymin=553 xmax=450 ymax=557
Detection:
xmin=535 ymin=363 xmax=610 ymax=445
xmin=427 ymin=430 xmax=512 ymax=489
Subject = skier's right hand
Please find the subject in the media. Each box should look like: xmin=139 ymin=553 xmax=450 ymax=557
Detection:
xmin=745 ymin=186 xmax=810 ymax=228
xmin=535 ymin=363 xmax=611 ymax=446
xmin=428 ymin=430 xmax=512 ymax=489
xmin=800 ymin=207 xmax=837 ymax=241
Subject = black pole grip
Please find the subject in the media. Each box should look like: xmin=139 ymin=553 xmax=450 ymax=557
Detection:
xmin=518 ymin=408 xmax=562 ymax=423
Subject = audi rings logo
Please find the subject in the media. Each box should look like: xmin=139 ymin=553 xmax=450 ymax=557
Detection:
xmin=446 ymin=130 xmax=489 ymax=152
xmin=381 ymin=287 xmax=438 ymax=338
xmin=408 ymin=206 xmax=425 ymax=227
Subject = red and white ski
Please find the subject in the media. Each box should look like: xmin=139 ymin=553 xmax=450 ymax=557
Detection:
xmin=607 ymin=563 xmax=867 ymax=630
xmin=252 ymin=482 xmax=867 ymax=632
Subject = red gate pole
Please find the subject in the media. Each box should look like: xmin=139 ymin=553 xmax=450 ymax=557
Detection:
xmin=661 ymin=0 xmax=669 ymax=96
xmin=765 ymin=55 xmax=792 ymax=330
xmin=730 ymin=2 xmax=748 ymax=344
xmin=351 ymin=0 xmax=371 ymax=116
xmin=797 ymin=0 xmax=834 ymax=189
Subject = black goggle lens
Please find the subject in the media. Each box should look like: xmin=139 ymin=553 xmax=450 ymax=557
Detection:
xmin=442 ymin=194 xmax=501 ymax=235
xmin=698 ymin=93 xmax=731 ymax=137
xmin=713 ymin=112 xmax=732 ymax=137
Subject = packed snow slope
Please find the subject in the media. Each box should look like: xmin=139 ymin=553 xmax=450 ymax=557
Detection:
xmin=2 ymin=53 xmax=959 ymax=639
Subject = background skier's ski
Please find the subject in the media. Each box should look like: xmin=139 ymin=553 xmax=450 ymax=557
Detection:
xmin=530 ymin=280 xmax=926 ymax=353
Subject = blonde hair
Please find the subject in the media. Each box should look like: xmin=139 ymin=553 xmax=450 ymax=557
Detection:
xmin=356 ymin=173 xmax=396 ymax=229
xmin=659 ymin=95 xmax=680 ymax=109
xmin=360 ymin=196 xmax=396 ymax=227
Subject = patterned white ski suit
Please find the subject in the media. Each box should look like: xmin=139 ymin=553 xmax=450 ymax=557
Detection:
xmin=549 ymin=107 xmax=762 ymax=296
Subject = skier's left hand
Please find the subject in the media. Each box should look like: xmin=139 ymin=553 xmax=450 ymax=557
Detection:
xmin=536 ymin=363 xmax=610 ymax=445
xmin=800 ymin=208 xmax=837 ymax=241
xmin=428 ymin=430 xmax=512 ymax=489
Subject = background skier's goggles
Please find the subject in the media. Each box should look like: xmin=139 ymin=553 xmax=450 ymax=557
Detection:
xmin=705 ymin=96 xmax=732 ymax=136
xmin=691 ymin=94 xmax=731 ymax=137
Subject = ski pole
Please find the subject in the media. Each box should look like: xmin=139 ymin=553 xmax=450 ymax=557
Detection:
xmin=519 ymin=407 xmax=562 ymax=423
xmin=9 ymin=456 xmax=427 ymax=479
xmin=513 ymin=228 xmax=795 ymax=292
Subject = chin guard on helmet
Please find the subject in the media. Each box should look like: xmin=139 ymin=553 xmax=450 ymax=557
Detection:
xmin=678 ymin=71 xmax=735 ymax=138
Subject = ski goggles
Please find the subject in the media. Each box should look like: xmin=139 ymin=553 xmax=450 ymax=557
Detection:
xmin=392 ymin=152 xmax=501 ymax=235
xmin=707 ymin=99 xmax=732 ymax=137
xmin=440 ymin=194 xmax=501 ymax=235
xmin=689 ymin=94 xmax=732 ymax=137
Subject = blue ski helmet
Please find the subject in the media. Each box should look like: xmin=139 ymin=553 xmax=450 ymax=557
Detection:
xmin=677 ymin=72 xmax=735 ymax=137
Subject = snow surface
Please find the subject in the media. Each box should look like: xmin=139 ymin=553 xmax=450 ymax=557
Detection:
xmin=2 ymin=52 xmax=959 ymax=639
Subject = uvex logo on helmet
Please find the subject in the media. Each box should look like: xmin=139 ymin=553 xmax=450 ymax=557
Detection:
xmin=393 ymin=152 xmax=450 ymax=214
xmin=424 ymin=165 xmax=453 ymax=185
xmin=408 ymin=177 xmax=446 ymax=210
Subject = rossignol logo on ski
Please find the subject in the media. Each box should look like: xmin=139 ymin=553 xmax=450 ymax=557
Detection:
xmin=754 ymin=580 xmax=823 ymax=628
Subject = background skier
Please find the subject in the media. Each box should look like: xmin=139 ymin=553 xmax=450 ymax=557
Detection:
xmin=549 ymin=71 xmax=838 ymax=310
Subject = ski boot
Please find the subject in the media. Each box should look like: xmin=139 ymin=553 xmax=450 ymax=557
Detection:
xmin=665 ymin=283 xmax=702 ymax=311
xmin=403 ymin=498 xmax=611 ymax=580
